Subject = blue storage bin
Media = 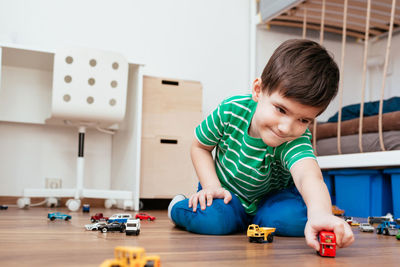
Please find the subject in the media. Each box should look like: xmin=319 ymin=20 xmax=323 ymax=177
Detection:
xmin=383 ymin=168 xmax=400 ymax=219
xmin=322 ymin=171 xmax=335 ymax=205
xmin=329 ymin=169 xmax=392 ymax=217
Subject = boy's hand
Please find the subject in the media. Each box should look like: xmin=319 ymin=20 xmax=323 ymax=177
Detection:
xmin=188 ymin=186 xmax=232 ymax=212
xmin=304 ymin=213 xmax=354 ymax=251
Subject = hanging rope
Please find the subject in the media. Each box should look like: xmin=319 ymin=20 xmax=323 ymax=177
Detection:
xmin=378 ymin=0 xmax=397 ymax=151
xmin=358 ymin=0 xmax=372 ymax=153
xmin=313 ymin=0 xmax=326 ymax=155
xmin=319 ymin=0 xmax=326 ymax=45
xmin=302 ymin=7 xmax=307 ymax=39
xmin=336 ymin=0 xmax=348 ymax=155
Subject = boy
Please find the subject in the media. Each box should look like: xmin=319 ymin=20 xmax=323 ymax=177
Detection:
xmin=168 ymin=39 xmax=354 ymax=251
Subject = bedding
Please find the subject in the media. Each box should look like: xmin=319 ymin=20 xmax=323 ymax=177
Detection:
xmin=327 ymin=96 xmax=400 ymax=122
xmin=315 ymin=131 xmax=400 ymax=156
xmin=313 ymin=111 xmax=400 ymax=140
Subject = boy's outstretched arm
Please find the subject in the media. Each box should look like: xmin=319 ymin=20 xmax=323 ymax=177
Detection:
xmin=290 ymin=158 xmax=354 ymax=250
xmin=189 ymin=138 xmax=232 ymax=212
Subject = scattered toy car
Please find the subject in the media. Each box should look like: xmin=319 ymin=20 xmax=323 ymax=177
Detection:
xmin=344 ymin=216 xmax=353 ymax=225
xmin=318 ymin=231 xmax=336 ymax=257
xmin=376 ymin=221 xmax=399 ymax=236
xmin=90 ymin=213 xmax=109 ymax=223
xmin=135 ymin=213 xmax=156 ymax=221
xmin=247 ymin=224 xmax=275 ymax=243
xmin=0 ymin=205 xmax=8 ymax=210
xmin=82 ymin=204 xmax=90 ymax=213
xmin=48 ymin=212 xmax=71 ymax=221
xmin=98 ymin=222 xmax=126 ymax=233
xmin=126 ymin=219 xmax=141 ymax=236
xmin=99 ymin=246 xmax=160 ymax=267
xmin=107 ymin=213 xmax=133 ymax=223
xmin=332 ymin=205 xmax=345 ymax=216
xmin=359 ymin=223 xmax=374 ymax=232
xmin=368 ymin=213 xmax=394 ymax=224
xmin=85 ymin=221 xmax=107 ymax=231
xmin=396 ymin=229 xmax=400 ymax=240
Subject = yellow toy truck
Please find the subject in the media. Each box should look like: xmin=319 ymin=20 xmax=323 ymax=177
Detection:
xmin=247 ymin=224 xmax=276 ymax=243
xmin=99 ymin=246 xmax=160 ymax=267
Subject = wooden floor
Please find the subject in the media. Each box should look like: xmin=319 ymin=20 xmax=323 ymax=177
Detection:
xmin=0 ymin=207 xmax=399 ymax=267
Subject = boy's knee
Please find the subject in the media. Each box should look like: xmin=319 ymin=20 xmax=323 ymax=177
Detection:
xmin=171 ymin=199 xmax=239 ymax=235
xmin=254 ymin=192 xmax=307 ymax=237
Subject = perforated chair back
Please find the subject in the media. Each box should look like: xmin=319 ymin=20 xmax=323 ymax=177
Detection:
xmin=51 ymin=47 xmax=128 ymax=124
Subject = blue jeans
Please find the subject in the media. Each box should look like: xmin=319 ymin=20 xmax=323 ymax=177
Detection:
xmin=170 ymin=185 xmax=307 ymax=236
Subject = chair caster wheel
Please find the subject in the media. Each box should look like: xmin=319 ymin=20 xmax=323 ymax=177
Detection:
xmin=66 ymin=199 xmax=81 ymax=211
xmin=17 ymin=198 xmax=30 ymax=209
xmin=104 ymin=199 xmax=117 ymax=209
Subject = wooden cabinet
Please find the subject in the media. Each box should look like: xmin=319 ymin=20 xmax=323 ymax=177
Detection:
xmin=140 ymin=76 xmax=202 ymax=198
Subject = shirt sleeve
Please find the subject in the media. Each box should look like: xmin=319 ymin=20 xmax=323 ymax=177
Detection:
xmin=276 ymin=128 xmax=317 ymax=170
xmin=195 ymin=103 xmax=226 ymax=146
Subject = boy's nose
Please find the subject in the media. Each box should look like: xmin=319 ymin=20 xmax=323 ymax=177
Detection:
xmin=277 ymin=121 xmax=292 ymax=136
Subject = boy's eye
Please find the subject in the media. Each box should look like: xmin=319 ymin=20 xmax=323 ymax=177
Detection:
xmin=276 ymin=106 xmax=286 ymax=114
xmin=300 ymin=119 xmax=310 ymax=124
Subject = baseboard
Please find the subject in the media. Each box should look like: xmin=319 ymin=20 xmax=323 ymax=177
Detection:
xmin=0 ymin=196 xmax=105 ymax=208
xmin=0 ymin=196 xmax=172 ymax=210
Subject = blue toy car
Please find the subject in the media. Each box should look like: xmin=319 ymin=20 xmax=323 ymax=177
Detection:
xmin=107 ymin=213 xmax=132 ymax=223
xmin=376 ymin=221 xmax=399 ymax=235
xmin=48 ymin=212 xmax=72 ymax=221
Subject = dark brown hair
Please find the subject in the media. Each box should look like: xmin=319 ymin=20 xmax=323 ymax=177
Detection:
xmin=261 ymin=39 xmax=339 ymax=111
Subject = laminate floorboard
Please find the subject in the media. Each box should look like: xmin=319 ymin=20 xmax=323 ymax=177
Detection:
xmin=0 ymin=207 xmax=399 ymax=266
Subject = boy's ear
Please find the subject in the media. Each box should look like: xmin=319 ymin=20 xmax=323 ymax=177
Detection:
xmin=252 ymin=78 xmax=262 ymax=102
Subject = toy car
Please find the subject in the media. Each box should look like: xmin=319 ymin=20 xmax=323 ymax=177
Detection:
xmin=98 ymin=222 xmax=126 ymax=233
xmin=0 ymin=205 xmax=8 ymax=210
xmin=376 ymin=221 xmax=399 ymax=235
xmin=396 ymin=229 xmax=400 ymax=240
xmin=90 ymin=213 xmax=109 ymax=223
xmin=48 ymin=212 xmax=72 ymax=221
xmin=135 ymin=213 xmax=156 ymax=221
xmin=100 ymin=246 xmax=160 ymax=267
xmin=359 ymin=223 xmax=374 ymax=232
xmin=82 ymin=204 xmax=90 ymax=213
xmin=85 ymin=221 xmax=107 ymax=231
xmin=343 ymin=216 xmax=353 ymax=225
xmin=332 ymin=205 xmax=345 ymax=216
xmin=368 ymin=213 xmax=394 ymax=224
xmin=247 ymin=224 xmax=275 ymax=243
xmin=318 ymin=231 xmax=336 ymax=257
xmin=107 ymin=213 xmax=133 ymax=223
xmin=126 ymin=219 xmax=141 ymax=236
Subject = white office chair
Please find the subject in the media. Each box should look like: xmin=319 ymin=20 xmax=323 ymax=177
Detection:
xmin=22 ymin=47 xmax=133 ymax=211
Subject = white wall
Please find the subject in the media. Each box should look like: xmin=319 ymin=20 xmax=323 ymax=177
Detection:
xmin=0 ymin=0 xmax=251 ymax=195
xmin=368 ymin=34 xmax=400 ymax=102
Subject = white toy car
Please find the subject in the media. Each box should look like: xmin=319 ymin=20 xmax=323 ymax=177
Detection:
xmin=85 ymin=221 xmax=107 ymax=231
xmin=359 ymin=223 xmax=374 ymax=232
xmin=107 ymin=213 xmax=132 ymax=223
xmin=125 ymin=219 xmax=141 ymax=236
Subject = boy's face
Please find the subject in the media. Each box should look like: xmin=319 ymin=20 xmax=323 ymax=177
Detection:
xmin=249 ymin=78 xmax=321 ymax=147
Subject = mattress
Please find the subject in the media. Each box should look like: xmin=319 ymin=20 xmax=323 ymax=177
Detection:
xmin=315 ymin=131 xmax=400 ymax=156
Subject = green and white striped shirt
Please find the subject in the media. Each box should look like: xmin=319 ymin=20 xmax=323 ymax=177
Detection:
xmin=195 ymin=94 xmax=316 ymax=215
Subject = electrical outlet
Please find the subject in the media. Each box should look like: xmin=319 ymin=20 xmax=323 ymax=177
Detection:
xmin=45 ymin=178 xmax=62 ymax=189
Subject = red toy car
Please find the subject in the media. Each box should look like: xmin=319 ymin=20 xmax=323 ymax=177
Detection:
xmin=90 ymin=212 xmax=109 ymax=223
xmin=318 ymin=231 xmax=336 ymax=257
xmin=135 ymin=213 xmax=156 ymax=221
